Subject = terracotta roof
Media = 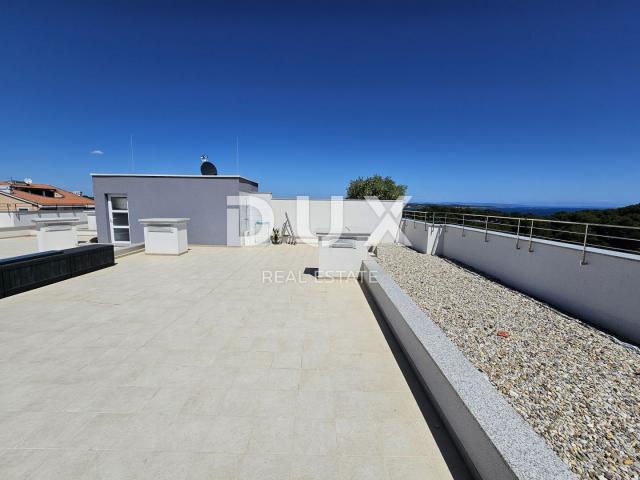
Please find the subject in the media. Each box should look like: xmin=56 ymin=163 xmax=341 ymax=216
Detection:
xmin=0 ymin=181 xmax=94 ymax=207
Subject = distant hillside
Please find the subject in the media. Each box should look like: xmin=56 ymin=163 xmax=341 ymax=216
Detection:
xmin=405 ymin=203 xmax=640 ymax=253
xmin=550 ymin=203 xmax=640 ymax=227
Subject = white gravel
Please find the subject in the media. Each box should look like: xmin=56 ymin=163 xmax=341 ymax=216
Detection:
xmin=376 ymin=244 xmax=640 ymax=480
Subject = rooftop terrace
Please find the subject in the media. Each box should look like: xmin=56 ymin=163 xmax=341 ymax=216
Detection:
xmin=0 ymin=246 xmax=466 ymax=479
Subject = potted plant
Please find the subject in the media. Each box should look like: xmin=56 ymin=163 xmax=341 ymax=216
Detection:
xmin=271 ymin=227 xmax=281 ymax=244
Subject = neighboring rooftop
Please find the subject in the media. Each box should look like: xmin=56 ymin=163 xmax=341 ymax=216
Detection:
xmin=0 ymin=246 xmax=465 ymax=479
xmin=377 ymin=244 xmax=640 ymax=480
xmin=0 ymin=180 xmax=94 ymax=209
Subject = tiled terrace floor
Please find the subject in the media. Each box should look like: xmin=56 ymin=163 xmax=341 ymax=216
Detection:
xmin=0 ymin=246 xmax=457 ymax=479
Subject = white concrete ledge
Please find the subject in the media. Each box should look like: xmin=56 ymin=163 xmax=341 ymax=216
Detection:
xmin=361 ymin=258 xmax=576 ymax=480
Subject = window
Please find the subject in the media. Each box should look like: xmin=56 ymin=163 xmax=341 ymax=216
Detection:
xmin=107 ymin=195 xmax=130 ymax=244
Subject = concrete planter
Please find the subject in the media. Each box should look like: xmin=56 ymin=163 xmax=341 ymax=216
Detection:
xmin=361 ymin=258 xmax=576 ymax=480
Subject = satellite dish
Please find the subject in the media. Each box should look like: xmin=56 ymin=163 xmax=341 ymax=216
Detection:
xmin=199 ymin=154 xmax=217 ymax=175
xmin=24 ymin=178 xmax=33 ymax=185
xmin=201 ymin=162 xmax=217 ymax=175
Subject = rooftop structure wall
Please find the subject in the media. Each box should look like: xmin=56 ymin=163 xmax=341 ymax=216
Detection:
xmin=92 ymin=175 xmax=258 ymax=245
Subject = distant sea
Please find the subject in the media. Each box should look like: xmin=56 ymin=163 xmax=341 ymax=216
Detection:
xmin=408 ymin=203 xmax=612 ymax=217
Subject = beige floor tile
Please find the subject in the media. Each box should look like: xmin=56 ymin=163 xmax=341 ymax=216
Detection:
xmin=143 ymin=386 xmax=196 ymax=413
xmin=0 ymin=449 xmax=50 ymax=480
xmin=254 ymin=390 xmax=297 ymax=417
xmin=299 ymin=369 xmax=333 ymax=392
xmin=67 ymin=413 xmax=135 ymax=450
xmin=202 ymin=416 xmax=254 ymax=454
xmin=85 ymin=450 xmax=147 ymax=480
xmin=338 ymin=455 xmax=389 ymax=480
xmin=17 ymin=412 xmax=93 ymax=448
xmin=29 ymin=449 xmax=100 ymax=480
xmin=290 ymin=455 xmax=339 ymax=480
xmin=89 ymin=385 xmax=158 ymax=413
xmin=237 ymin=454 xmax=291 ymax=480
xmin=180 ymin=387 xmax=226 ymax=416
xmin=133 ymin=452 xmax=193 ymax=480
xmin=378 ymin=418 xmax=432 ymax=456
xmin=219 ymin=389 xmax=260 ymax=417
xmin=0 ymin=412 xmax=50 ymax=448
xmin=336 ymin=418 xmax=382 ymax=456
xmin=386 ymin=456 xmax=454 ymax=480
xmin=295 ymin=390 xmax=335 ymax=419
xmin=247 ymin=416 xmax=295 ymax=454
xmin=267 ymin=368 xmax=301 ymax=390
xmin=293 ymin=418 xmax=337 ymax=456
xmin=187 ymin=453 xmax=239 ymax=480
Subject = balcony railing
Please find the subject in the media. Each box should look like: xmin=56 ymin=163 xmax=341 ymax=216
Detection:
xmin=402 ymin=209 xmax=640 ymax=263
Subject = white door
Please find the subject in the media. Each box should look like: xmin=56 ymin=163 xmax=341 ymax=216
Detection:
xmin=107 ymin=195 xmax=131 ymax=244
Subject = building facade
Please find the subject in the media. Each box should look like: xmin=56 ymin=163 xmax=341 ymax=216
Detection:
xmin=92 ymin=174 xmax=258 ymax=245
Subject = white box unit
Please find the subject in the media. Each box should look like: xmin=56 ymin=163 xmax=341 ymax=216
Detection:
xmin=86 ymin=211 xmax=97 ymax=231
xmin=32 ymin=218 xmax=80 ymax=252
xmin=139 ymin=218 xmax=189 ymax=255
xmin=318 ymin=234 xmax=370 ymax=278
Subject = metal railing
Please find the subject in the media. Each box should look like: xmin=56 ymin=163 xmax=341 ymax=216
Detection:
xmin=402 ymin=210 xmax=640 ymax=264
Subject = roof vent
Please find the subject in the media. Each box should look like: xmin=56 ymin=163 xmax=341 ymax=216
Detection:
xmin=200 ymin=154 xmax=217 ymax=176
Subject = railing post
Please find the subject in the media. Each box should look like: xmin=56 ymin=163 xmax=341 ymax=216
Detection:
xmin=484 ymin=216 xmax=489 ymax=242
xmin=462 ymin=214 xmax=466 ymax=237
xmin=528 ymin=219 xmax=534 ymax=252
xmin=424 ymin=211 xmax=427 ymax=231
xmin=581 ymin=224 xmax=589 ymax=265
xmin=444 ymin=213 xmax=448 ymax=232
xmin=515 ymin=218 xmax=521 ymax=249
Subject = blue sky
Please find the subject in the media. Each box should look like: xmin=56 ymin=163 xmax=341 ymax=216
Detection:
xmin=1 ymin=1 xmax=638 ymax=206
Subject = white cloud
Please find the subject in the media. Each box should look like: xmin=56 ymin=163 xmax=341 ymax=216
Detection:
xmin=90 ymin=149 xmax=104 ymax=155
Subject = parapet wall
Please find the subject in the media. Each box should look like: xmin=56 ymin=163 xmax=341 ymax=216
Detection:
xmin=271 ymin=198 xmax=401 ymax=244
xmin=400 ymin=219 xmax=640 ymax=345
xmin=0 ymin=210 xmax=90 ymax=228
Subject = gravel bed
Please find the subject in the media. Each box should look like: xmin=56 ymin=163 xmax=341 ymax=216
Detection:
xmin=376 ymin=244 xmax=639 ymax=480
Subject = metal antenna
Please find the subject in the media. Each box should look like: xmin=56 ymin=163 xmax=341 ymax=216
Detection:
xmin=236 ymin=136 xmax=240 ymax=175
xmin=130 ymin=134 xmax=135 ymax=172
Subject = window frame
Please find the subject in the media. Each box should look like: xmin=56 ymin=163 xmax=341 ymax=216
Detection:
xmin=107 ymin=194 xmax=131 ymax=245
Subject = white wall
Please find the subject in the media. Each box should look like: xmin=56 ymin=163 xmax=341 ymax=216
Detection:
xmin=400 ymin=219 xmax=640 ymax=344
xmin=0 ymin=210 xmax=89 ymax=228
xmin=271 ymin=198 xmax=402 ymax=244
xmin=400 ymin=219 xmax=444 ymax=255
